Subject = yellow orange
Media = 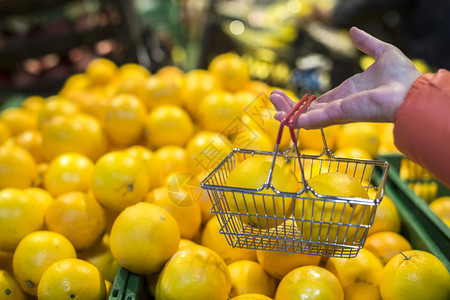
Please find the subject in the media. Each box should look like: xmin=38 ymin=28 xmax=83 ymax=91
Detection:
xmin=153 ymin=146 xmax=189 ymax=186
xmin=85 ymin=58 xmax=118 ymax=85
xmin=44 ymin=152 xmax=94 ymax=197
xmin=41 ymin=113 xmax=108 ymax=161
xmin=201 ymin=216 xmax=257 ymax=264
xmin=208 ymin=52 xmax=250 ymax=92
xmin=12 ymin=231 xmax=77 ymax=295
xmin=368 ymin=195 xmax=401 ymax=235
xmin=184 ymin=69 xmax=222 ymax=117
xmin=0 ymin=188 xmax=44 ymax=252
xmin=256 ymin=249 xmax=320 ymax=280
xmin=0 ymin=144 xmax=37 ymax=189
xmin=380 ymin=250 xmax=450 ymax=300
xmin=0 ymin=120 xmax=11 ymax=145
xmin=23 ymin=187 xmax=54 ymax=211
xmin=275 ymin=266 xmax=344 ymax=300
xmin=197 ymin=90 xmax=242 ymax=133
xmin=144 ymin=104 xmax=194 ymax=148
xmin=38 ymin=97 xmax=79 ymax=128
xmin=37 ymin=258 xmax=106 ymax=300
xmin=335 ymin=123 xmax=380 ymax=157
xmin=12 ymin=130 xmax=44 ymax=163
xmin=110 ymin=202 xmax=180 ymax=275
xmin=225 ymin=155 xmax=300 ymax=229
xmin=45 ymin=192 xmax=106 ymax=251
xmin=91 ymin=151 xmax=150 ymax=212
xmin=0 ymin=107 xmax=37 ymax=136
xmin=124 ymin=145 xmax=160 ymax=190
xmin=295 ymin=172 xmax=370 ymax=245
xmin=228 ymin=260 xmax=277 ymax=298
xmin=364 ymin=231 xmax=412 ymax=265
xmin=429 ymin=196 xmax=450 ymax=227
xmin=102 ymin=93 xmax=147 ymax=146
xmin=156 ymin=245 xmax=231 ymax=300
xmin=0 ymin=270 xmax=27 ymax=300
xmin=140 ymin=74 xmax=185 ymax=109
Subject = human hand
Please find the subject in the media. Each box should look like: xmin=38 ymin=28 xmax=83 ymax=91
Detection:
xmin=270 ymin=27 xmax=422 ymax=129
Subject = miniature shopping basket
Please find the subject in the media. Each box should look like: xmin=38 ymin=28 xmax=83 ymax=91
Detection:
xmin=201 ymin=94 xmax=390 ymax=258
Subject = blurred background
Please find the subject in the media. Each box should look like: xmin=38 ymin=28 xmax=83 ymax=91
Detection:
xmin=0 ymin=0 xmax=446 ymax=101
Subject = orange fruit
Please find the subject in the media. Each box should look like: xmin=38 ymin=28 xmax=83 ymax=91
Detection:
xmin=201 ymin=216 xmax=257 ymax=264
xmin=368 ymin=195 xmax=401 ymax=235
xmin=380 ymin=250 xmax=450 ymax=300
xmin=110 ymin=202 xmax=180 ymax=274
xmin=23 ymin=187 xmax=54 ymax=211
xmin=21 ymin=95 xmax=46 ymax=113
xmin=256 ymin=249 xmax=320 ymax=280
xmin=183 ymin=69 xmax=222 ymax=117
xmin=153 ymin=146 xmax=189 ymax=186
xmin=44 ymin=153 xmax=94 ymax=197
xmin=12 ymin=130 xmax=44 ymax=163
xmin=102 ymin=93 xmax=147 ymax=146
xmin=37 ymin=258 xmax=106 ymax=300
xmin=156 ymin=65 xmax=184 ymax=78
xmin=0 ymin=188 xmax=44 ymax=252
xmin=0 ymin=120 xmax=11 ymax=145
xmin=275 ymin=266 xmax=344 ymax=300
xmin=325 ymin=248 xmax=383 ymax=289
xmin=65 ymin=90 xmax=108 ymax=119
xmin=208 ymin=52 xmax=250 ymax=92
xmin=0 ymin=270 xmax=27 ymax=300
xmin=124 ymin=145 xmax=160 ymax=190
xmin=0 ymin=107 xmax=37 ymax=136
xmin=229 ymin=126 xmax=274 ymax=152
xmin=41 ymin=113 xmax=108 ymax=161
xmin=298 ymin=126 xmax=339 ymax=152
xmin=45 ymin=192 xmax=106 ymax=251
xmin=85 ymin=58 xmax=118 ymax=85
xmin=12 ymin=231 xmax=77 ymax=295
xmin=178 ymin=238 xmax=197 ymax=249
xmin=145 ymin=182 xmax=202 ymax=240
xmin=78 ymin=234 xmax=119 ymax=283
xmin=295 ymin=172 xmax=370 ymax=245
xmin=144 ymin=104 xmax=194 ymax=148
xmin=156 ymin=245 xmax=231 ymax=300
xmin=197 ymin=90 xmax=242 ymax=133
xmin=364 ymin=231 xmax=412 ymax=265
xmin=231 ymin=294 xmax=273 ymax=300
xmin=331 ymin=147 xmax=374 ymax=182
xmin=0 ymin=144 xmax=37 ymax=189
xmin=91 ymin=151 xmax=150 ymax=212
xmin=225 ymin=155 xmax=300 ymax=229
xmin=59 ymin=73 xmax=90 ymax=96
xmin=185 ymin=131 xmax=233 ymax=174
xmin=343 ymin=281 xmax=381 ymax=300
xmin=38 ymin=97 xmax=79 ymax=128
xmin=243 ymin=80 xmax=271 ymax=97
xmin=140 ymin=74 xmax=185 ymax=110
xmin=335 ymin=123 xmax=380 ymax=157
xmin=429 ymin=196 xmax=450 ymax=227
xmin=116 ymin=63 xmax=150 ymax=95
xmin=228 ymin=260 xmax=277 ymax=298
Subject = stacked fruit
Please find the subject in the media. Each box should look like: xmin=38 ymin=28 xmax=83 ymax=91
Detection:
xmin=0 ymin=52 xmax=448 ymax=300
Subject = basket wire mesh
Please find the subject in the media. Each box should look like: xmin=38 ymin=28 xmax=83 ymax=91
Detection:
xmin=201 ymin=94 xmax=390 ymax=258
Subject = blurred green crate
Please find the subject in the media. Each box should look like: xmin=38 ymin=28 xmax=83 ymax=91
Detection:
xmin=109 ymin=266 xmax=149 ymax=300
xmin=374 ymin=157 xmax=450 ymax=273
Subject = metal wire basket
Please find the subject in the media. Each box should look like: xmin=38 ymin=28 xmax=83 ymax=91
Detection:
xmin=201 ymin=94 xmax=390 ymax=258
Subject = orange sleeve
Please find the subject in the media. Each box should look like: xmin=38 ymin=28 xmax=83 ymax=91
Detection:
xmin=393 ymin=69 xmax=450 ymax=188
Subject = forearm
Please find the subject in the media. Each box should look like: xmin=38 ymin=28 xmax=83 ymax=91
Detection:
xmin=393 ymin=69 xmax=450 ymax=187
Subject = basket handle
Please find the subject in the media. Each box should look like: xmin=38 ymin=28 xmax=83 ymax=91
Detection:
xmin=265 ymin=94 xmax=316 ymax=190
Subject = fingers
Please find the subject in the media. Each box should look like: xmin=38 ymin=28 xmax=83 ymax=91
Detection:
xmin=270 ymin=89 xmax=295 ymax=113
xmin=349 ymin=27 xmax=392 ymax=60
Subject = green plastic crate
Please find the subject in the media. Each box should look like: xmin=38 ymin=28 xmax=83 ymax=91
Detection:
xmin=109 ymin=266 xmax=149 ymax=300
xmin=373 ymin=158 xmax=450 ymax=273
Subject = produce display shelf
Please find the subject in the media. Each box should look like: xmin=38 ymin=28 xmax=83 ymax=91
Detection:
xmin=374 ymin=157 xmax=450 ymax=273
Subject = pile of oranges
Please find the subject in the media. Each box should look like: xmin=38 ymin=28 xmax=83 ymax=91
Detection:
xmin=0 ymin=53 xmax=449 ymax=300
